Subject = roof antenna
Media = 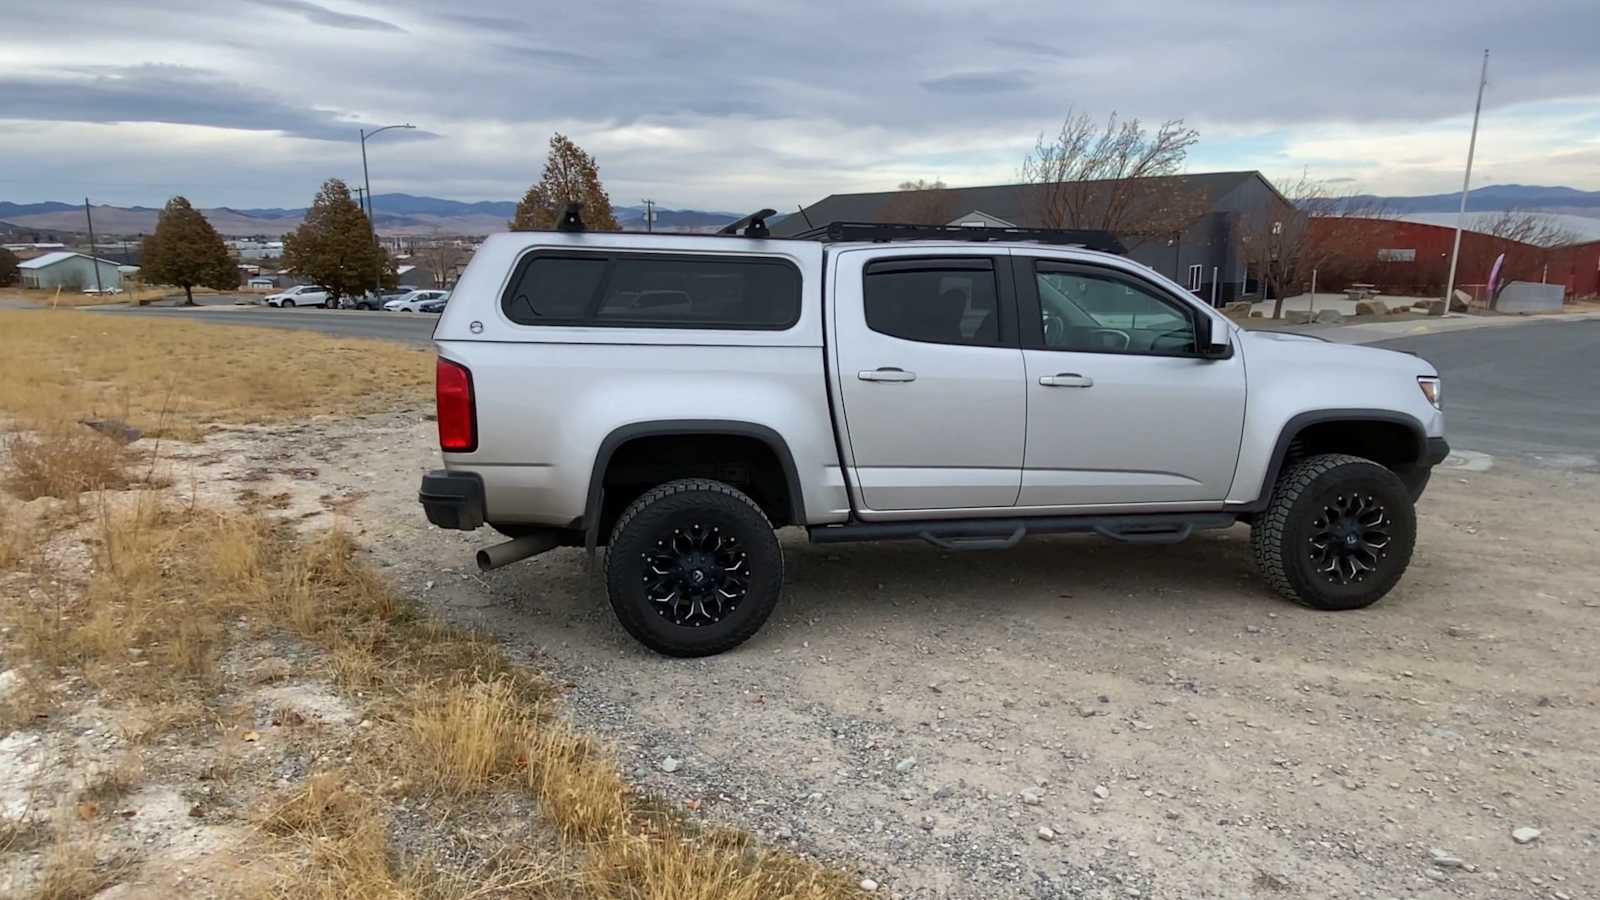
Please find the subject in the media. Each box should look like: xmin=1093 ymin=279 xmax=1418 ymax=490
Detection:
xmin=796 ymin=203 xmax=814 ymax=229
xmin=557 ymin=201 xmax=585 ymax=233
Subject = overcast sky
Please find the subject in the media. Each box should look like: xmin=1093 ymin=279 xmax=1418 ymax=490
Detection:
xmin=1 ymin=0 xmax=1597 ymax=211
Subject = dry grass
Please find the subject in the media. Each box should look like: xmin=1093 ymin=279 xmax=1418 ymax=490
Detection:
xmin=27 ymin=835 xmax=129 ymax=900
xmin=406 ymin=675 xmax=533 ymax=796
xmin=0 ymin=285 xmax=216 ymax=307
xmin=3 ymin=424 xmax=136 ymax=501
xmin=0 ymin=309 xmax=431 ymax=439
xmin=4 ymin=500 xmax=861 ymax=900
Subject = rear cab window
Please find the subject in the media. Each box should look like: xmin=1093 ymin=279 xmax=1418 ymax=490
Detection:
xmin=501 ymin=251 xmax=801 ymax=329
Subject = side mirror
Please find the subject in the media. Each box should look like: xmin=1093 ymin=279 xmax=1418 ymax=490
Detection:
xmin=1195 ymin=314 xmax=1231 ymax=359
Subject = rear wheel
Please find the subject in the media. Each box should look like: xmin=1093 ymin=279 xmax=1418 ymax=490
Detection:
xmin=1250 ymin=454 xmax=1416 ymax=611
xmin=605 ymin=479 xmax=783 ymax=657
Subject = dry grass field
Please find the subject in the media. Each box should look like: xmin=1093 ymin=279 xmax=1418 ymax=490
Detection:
xmin=0 ymin=309 xmax=432 ymax=439
xmin=0 ymin=310 xmax=864 ymax=899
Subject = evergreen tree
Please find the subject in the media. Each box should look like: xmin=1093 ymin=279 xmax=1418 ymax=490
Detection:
xmin=509 ymin=134 xmax=619 ymax=231
xmin=0 ymin=248 xmax=18 ymax=286
xmin=282 ymin=178 xmax=388 ymax=301
xmin=140 ymin=196 xmax=239 ymax=304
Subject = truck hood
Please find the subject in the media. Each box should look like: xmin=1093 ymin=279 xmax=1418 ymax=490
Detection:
xmin=1236 ymin=328 xmax=1438 ymax=378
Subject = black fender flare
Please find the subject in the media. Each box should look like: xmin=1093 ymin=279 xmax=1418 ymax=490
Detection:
xmin=583 ymin=420 xmax=807 ymax=549
xmin=1239 ymin=409 xmax=1427 ymax=513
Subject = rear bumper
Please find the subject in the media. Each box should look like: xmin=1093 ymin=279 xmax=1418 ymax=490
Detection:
xmin=419 ymin=470 xmax=485 ymax=530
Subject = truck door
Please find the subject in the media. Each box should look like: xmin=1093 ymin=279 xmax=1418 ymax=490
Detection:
xmin=828 ymin=249 xmax=1026 ymax=513
xmin=1013 ymin=255 xmax=1246 ymax=507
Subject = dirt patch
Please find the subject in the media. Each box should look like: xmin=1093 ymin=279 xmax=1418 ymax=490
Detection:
xmin=252 ymin=410 xmax=1600 ymax=899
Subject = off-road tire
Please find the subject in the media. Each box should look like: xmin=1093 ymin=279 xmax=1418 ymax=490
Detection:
xmin=605 ymin=479 xmax=783 ymax=657
xmin=1250 ymin=453 xmax=1416 ymax=611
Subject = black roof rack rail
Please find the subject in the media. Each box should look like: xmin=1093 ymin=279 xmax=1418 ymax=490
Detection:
xmin=793 ymin=221 xmax=1126 ymax=254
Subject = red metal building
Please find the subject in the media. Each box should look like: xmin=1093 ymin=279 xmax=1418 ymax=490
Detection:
xmin=1311 ymin=217 xmax=1600 ymax=300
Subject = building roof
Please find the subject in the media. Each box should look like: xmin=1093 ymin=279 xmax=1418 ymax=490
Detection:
xmin=773 ymin=171 xmax=1271 ymax=236
xmin=17 ymin=250 xmax=121 ymax=269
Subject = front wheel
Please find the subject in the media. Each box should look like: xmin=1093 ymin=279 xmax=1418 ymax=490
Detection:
xmin=605 ymin=479 xmax=783 ymax=657
xmin=281 ymin=299 xmax=294 ymax=308
xmin=1250 ymin=454 xmax=1416 ymax=611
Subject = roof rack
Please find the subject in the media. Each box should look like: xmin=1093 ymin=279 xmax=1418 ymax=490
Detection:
xmin=792 ymin=221 xmax=1126 ymax=254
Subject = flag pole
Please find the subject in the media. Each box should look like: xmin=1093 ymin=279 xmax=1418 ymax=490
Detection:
xmin=1443 ymin=49 xmax=1489 ymax=307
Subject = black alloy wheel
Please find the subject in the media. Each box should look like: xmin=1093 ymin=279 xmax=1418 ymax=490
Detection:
xmin=606 ymin=479 xmax=783 ymax=657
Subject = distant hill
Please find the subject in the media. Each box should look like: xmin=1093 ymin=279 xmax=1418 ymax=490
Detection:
xmin=1352 ymin=184 xmax=1600 ymax=216
xmin=0 ymin=195 xmax=740 ymax=238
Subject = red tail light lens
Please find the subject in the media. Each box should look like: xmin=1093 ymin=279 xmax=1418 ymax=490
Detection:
xmin=436 ymin=357 xmax=476 ymax=452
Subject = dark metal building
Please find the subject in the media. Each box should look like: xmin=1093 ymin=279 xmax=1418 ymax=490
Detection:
xmin=774 ymin=171 xmax=1292 ymax=305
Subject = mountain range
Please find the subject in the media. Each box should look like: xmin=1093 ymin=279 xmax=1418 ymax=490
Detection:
xmin=5 ymin=184 xmax=1599 ymax=240
xmin=0 ymin=194 xmax=741 ymax=238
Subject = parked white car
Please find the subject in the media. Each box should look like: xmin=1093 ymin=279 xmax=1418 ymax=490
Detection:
xmin=383 ymin=289 xmax=449 ymax=312
xmin=262 ymin=285 xmax=332 ymax=308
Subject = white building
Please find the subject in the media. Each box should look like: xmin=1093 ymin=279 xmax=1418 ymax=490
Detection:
xmin=17 ymin=251 xmax=124 ymax=291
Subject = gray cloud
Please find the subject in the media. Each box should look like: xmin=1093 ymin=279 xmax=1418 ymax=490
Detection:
xmin=921 ymin=70 xmax=1033 ymax=95
xmin=2 ymin=0 xmax=1599 ymax=208
xmin=2 ymin=65 xmax=364 ymax=141
xmin=245 ymin=0 xmax=405 ymax=32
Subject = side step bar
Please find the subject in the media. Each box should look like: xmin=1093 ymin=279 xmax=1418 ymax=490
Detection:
xmin=808 ymin=512 xmax=1236 ymax=550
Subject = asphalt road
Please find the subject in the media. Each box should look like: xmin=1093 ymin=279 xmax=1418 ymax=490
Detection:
xmin=1373 ymin=318 xmax=1600 ymax=468
xmin=103 ymin=304 xmax=440 ymax=343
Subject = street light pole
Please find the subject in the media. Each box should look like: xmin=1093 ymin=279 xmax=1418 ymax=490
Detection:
xmin=359 ymin=123 xmax=415 ymax=296
xmin=1444 ymin=50 xmax=1489 ymax=308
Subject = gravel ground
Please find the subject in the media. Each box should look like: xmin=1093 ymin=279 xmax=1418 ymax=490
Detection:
xmin=247 ymin=410 xmax=1599 ymax=899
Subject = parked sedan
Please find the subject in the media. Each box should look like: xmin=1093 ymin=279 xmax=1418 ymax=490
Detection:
xmin=262 ymin=285 xmax=332 ymax=308
xmin=417 ymin=296 xmax=450 ymax=313
xmin=383 ymin=289 xmax=449 ymax=312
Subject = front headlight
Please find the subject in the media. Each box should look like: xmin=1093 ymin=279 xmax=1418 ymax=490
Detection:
xmin=1418 ymin=376 xmax=1441 ymax=410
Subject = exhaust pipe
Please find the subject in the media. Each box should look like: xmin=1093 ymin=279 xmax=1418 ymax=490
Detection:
xmin=476 ymin=532 xmax=561 ymax=571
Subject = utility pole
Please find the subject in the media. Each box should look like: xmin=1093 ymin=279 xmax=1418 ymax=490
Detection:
xmin=1444 ymin=49 xmax=1489 ymax=307
xmin=641 ymin=199 xmax=656 ymax=232
xmin=83 ymin=197 xmax=104 ymax=294
xmin=359 ymin=123 xmax=415 ymax=296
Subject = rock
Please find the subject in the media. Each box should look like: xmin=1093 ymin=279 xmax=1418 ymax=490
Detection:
xmin=1414 ymin=298 xmax=1447 ymax=316
xmin=1511 ymin=826 xmax=1541 ymax=844
xmin=79 ymin=418 xmax=142 ymax=444
xmin=1389 ymin=303 xmax=1413 ymax=315
xmin=1451 ymin=289 xmax=1472 ymax=312
xmin=659 ymin=756 xmax=681 ymax=774
xmin=0 ymin=669 xmax=21 ymax=700
xmin=894 ymin=757 xmax=916 ymax=773
xmin=1245 ymin=624 xmax=1262 ymax=634
xmin=859 ymin=878 xmax=879 ymax=892
xmin=1430 ymin=849 xmax=1465 ymax=868
xmin=1354 ymin=300 xmax=1387 ymax=317
xmin=1037 ymin=825 xmax=1057 ymax=842
xmin=1426 ymin=868 xmax=1447 ymax=882
xmin=1093 ymin=785 xmax=1110 ymax=800
xmin=1249 ymin=311 xmax=1264 ymax=318
xmin=1282 ymin=310 xmax=1314 ymax=325
xmin=1021 ymin=789 xmax=1042 ymax=806
xmin=1313 ymin=308 xmax=1344 ymax=325
xmin=1223 ymin=301 xmax=1254 ymax=319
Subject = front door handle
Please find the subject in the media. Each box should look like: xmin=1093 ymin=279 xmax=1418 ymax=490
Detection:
xmin=1039 ymin=373 xmax=1094 ymax=388
xmin=858 ymin=367 xmax=917 ymax=383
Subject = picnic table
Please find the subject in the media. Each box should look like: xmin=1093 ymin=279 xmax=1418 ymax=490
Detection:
xmin=1344 ymin=283 xmax=1378 ymax=301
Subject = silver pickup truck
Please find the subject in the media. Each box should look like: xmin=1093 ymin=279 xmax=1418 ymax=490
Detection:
xmin=419 ymin=216 xmax=1447 ymax=657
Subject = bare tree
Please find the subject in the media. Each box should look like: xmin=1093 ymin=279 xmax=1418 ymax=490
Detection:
xmin=1020 ymin=108 xmax=1205 ymax=246
xmin=881 ymin=179 xmax=959 ymax=225
xmin=413 ymin=236 xmax=468 ymax=288
xmin=1237 ymin=171 xmax=1388 ymax=318
xmin=1478 ymin=209 xmax=1580 ymax=248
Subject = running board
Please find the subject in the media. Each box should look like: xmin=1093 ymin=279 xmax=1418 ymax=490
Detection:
xmin=808 ymin=512 xmax=1235 ymax=550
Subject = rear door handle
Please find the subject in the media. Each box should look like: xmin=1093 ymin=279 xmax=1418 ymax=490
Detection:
xmin=858 ymin=367 xmax=917 ymax=383
xmin=1039 ymin=373 xmax=1094 ymax=388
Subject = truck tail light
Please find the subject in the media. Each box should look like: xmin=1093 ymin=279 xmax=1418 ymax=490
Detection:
xmin=436 ymin=357 xmax=477 ymax=452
